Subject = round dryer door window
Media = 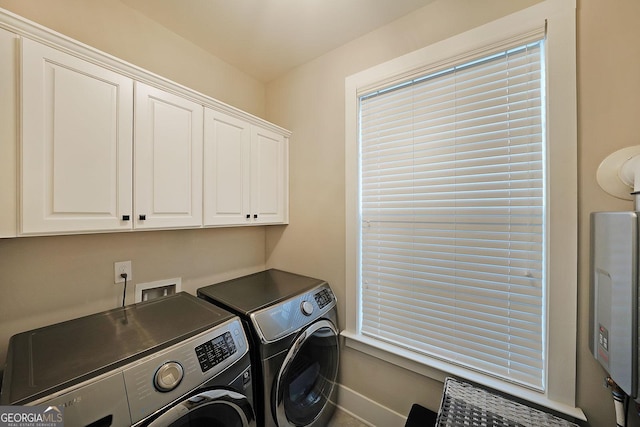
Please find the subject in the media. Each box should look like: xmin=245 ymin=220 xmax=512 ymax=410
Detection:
xmin=145 ymin=389 xmax=256 ymax=427
xmin=275 ymin=319 xmax=339 ymax=426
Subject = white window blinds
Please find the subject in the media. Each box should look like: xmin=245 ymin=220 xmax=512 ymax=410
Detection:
xmin=358 ymin=40 xmax=545 ymax=390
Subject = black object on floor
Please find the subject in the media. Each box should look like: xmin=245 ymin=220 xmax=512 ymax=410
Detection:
xmin=405 ymin=403 xmax=437 ymax=427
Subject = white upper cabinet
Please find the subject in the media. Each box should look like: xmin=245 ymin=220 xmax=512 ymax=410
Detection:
xmin=203 ymin=109 xmax=251 ymax=225
xmin=204 ymin=109 xmax=288 ymax=226
xmin=0 ymin=28 xmax=18 ymax=238
xmin=20 ymin=38 xmax=134 ymax=235
xmin=250 ymin=126 xmax=288 ymax=224
xmin=134 ymin=82 xmax=203 ymax=229
xmin=4 ymin=11 xmax=289 ymax=237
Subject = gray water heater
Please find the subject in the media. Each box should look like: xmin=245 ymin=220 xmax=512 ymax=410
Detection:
xmin=590 ymin=211 xmax=640 ymax=400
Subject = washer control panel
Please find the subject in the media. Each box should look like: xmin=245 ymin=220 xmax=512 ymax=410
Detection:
xmin=195 ymin=331 xmax=237 ymax=372
xmin=123 ymin=317 xmax=248 ymax=425
xmin=251 ymin=284 xmax=336 ymax=343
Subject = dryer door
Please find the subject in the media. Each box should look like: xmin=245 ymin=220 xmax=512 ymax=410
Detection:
xmin=274 ymin=319 xmax=339 ymax=427
xmin=144 ymin=389 xmax=255 ymax=427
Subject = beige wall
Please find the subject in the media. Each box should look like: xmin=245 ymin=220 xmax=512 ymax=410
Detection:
xmin=0 ymin=0 xmax=269 ymax=366
xmin=265 ymin=0 xmax=640 ymax=426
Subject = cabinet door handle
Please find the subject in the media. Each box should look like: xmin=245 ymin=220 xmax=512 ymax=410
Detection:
xmin=122 ymin=215 xmax=130 ymax=221
xmin=246 ymin=214 xmax=250 ymax=219
xmin=253 ymin=214 xmax=258 ymax=219
xmin=139 ymin=214 xmax=146 ymax=221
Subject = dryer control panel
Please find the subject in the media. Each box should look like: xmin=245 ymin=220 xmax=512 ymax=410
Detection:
xmin=314 ymin=288 xmax=334 ymax=309
xmin=251 ymin=284 xmax=336 ymax=343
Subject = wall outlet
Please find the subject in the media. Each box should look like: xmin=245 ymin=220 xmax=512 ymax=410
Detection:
xmin=114 ymin=261 xmax=132 ymax=283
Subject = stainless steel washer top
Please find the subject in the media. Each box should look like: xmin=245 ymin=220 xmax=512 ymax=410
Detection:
xmin=1 ymin=292 xmax=235 ymax=405
xmin=197 ymin=269 xmax=326 ymax=315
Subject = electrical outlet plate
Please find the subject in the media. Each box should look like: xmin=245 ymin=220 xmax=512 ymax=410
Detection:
xmin=114 ymin=261 xmax=132 ymax=283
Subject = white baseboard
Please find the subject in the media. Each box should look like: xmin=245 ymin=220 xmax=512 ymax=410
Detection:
xmin=336 ymin=384 xmax=407 ymax=427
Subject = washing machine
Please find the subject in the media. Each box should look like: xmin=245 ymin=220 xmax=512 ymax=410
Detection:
xmin=0 ymin=292 xmax=256 ymax=426
xmin=197 ymin=269 xmax=339 ymax=427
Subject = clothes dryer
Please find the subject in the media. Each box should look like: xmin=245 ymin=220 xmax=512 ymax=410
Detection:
xmin=198 ymin=269 xmax=339 ymax=427
xmin=1 ymin=292 xmax=255 ymax=427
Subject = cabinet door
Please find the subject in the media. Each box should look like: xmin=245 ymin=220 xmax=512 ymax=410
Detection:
xmin=21 ymin=38 xmax=133 ymax=235
xmin=203 ymin=109 xmax=251 ymax=226
xmin=251 ymin=126 xmax=288 ymax=224
xmin=0 ymin=28 xmax=18 ymax=237
xmin=134 ymin=82 xmax=203 ymax=229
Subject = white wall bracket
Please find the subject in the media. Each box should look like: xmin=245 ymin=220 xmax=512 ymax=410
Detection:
xmin=597 ymin=145 xmax=640 ymax=208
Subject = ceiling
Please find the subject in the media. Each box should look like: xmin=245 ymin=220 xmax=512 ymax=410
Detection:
xmin=119 ymin=0 xmax=434 ymax=82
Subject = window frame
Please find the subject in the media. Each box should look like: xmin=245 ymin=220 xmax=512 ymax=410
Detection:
xmin=344 ymin=0 xmax=581 ymax=418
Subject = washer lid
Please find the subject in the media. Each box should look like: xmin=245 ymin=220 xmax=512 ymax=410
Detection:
xmin=197 ymin=269 xmax=326 ymax=315
xmin=1 ymin=292 xmax=234 ymax=405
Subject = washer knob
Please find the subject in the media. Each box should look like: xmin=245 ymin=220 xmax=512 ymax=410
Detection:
xmin=154 ymin=361 xmax=184 ymax=392
xmin=301 ymin=301 xmax=314 ymax=316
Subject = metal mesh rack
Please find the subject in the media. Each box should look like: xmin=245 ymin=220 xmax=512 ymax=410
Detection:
xmin=436 ymin=378 xmax=579 ymax=427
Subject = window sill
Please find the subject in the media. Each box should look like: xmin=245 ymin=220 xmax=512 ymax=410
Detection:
xmin=341 ymin=330 xmax=586 ymax=422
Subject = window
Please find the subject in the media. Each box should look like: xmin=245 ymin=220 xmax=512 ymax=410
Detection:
xmin=345 ymin=0 xmax=579 ymax=416
xmin=360 ymin=40 xmax=545 ymax=390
